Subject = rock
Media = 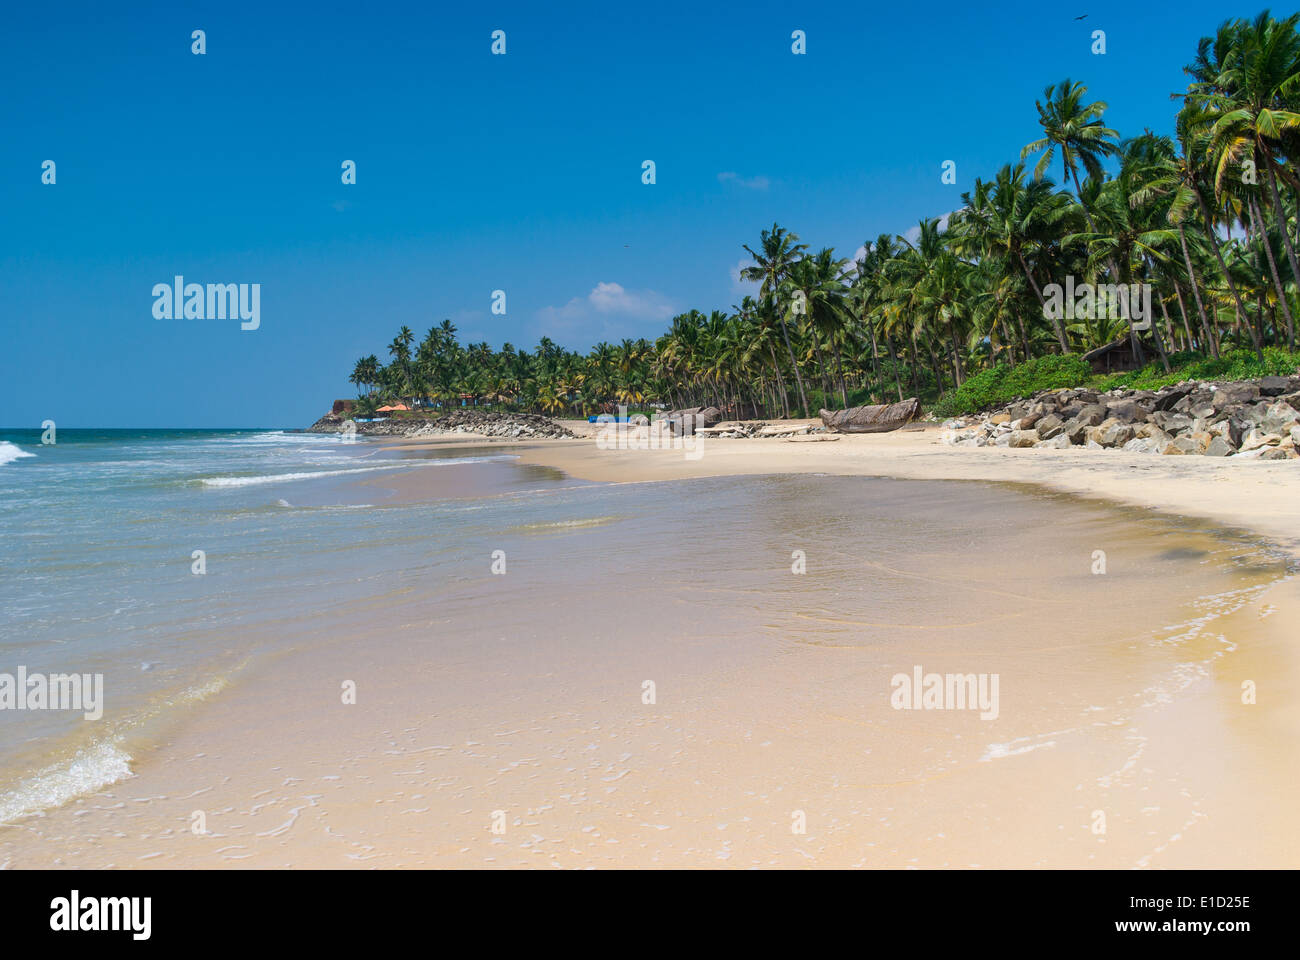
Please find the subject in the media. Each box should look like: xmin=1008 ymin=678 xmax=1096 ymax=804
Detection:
xmin=1208 ymin=419 xmax=1241 ymax=446
xmin=1260 ymin=402 xmax=1300 ymax=435
xmin=1135 ymin=422 xmax=1169 ymax=441
xmin=665 ymin=406 xmax=723 ymax=435
xmin=1105 ymin=399 xmax=1144 ymax=423
xmin=1206 ymin=436 xmax=1235 ymax=457
xmin=1262 ymin=447 xmax=1297 ymax=460
xmin=1258 ymin=376 xmax=1297 ymax=397
xmin=1165 ymin=435 xmax=1206 ymax=455
xmin=1240 ymin=429 xmax=1283 ymax=452
xmin=1073 ymin=404 xmax=1107 ymax=427
xmin=1009 ymin=429 xmax=1040 ymax=448
xmin=1036 ymin=413 xmax=1065 ymax=439
xmin=1096 ymin=419 xmax=1135 ymax=447
xmin=1036 ymin=434 xmax=1072 ymax=449
xmin=1213 ymin=382 xmax=1261 ymax=408
xmin=308 ymin=409 xmax=577 ymax=439
xmin=1017 ymin=412 xmax=1043 ymax=430
xmin=1122 ymin=436 xmax=1165 ymax=454
xmin=1063 ymin=420 xmax=1090 ymax=445
xmin=1154 ymin=384 xmax=1195 ymax=411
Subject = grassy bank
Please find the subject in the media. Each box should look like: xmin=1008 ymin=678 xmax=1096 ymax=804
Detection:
xmin=931 ymin=349 xmax=1300 ymax=418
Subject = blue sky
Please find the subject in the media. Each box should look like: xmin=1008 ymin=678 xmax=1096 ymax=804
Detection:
xmin=0 ymin=0 xmax=1260 ymax=426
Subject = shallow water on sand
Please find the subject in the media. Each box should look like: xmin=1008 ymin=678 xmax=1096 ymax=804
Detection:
xmin=0 ymin=432 xmax=1296 ymax=867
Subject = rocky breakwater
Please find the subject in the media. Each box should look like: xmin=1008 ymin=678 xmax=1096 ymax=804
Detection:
xmin=942 ymin=375 xmax=1300 ymax=460
xmin=307 ymin=409 xmax=577 ymax=439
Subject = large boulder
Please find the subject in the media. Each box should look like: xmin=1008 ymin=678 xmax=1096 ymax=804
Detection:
xmin=819 ymin=397 xmax=921 ymax=433
xmin=1258 ymin=375 xmax=1299 ymax=397
xmin=1206 ymin=436 xmax=1235 ymax=457
xmin=1213 ymin=382 xmax=1261 ymax=408
xmin=1073 ymin=404 xmax=1108 ymax=427
xmin=1154 ymin=384 xmax=1195 ymax=412
xmin=1094 ymin=419 xmax=1135 ymax=447
xmin=664 ymin=406 xmax=723 ymax=435
xmin=1036 ymin=413 xmax=1066 ymax=439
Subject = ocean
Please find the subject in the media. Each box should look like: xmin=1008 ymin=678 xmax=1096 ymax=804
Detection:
xmin=0 ymin=428 xmax=582 ymax=825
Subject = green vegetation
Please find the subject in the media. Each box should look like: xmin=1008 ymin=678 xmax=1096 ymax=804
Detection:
xmin=933 ymin=356 xmax=1093 ymax=417
xmin=1096 ymin=347 xmax=1300 ymax=392
xmin=933 ymin=348 xmax=1300 ymax=415
xmin=348 ymin=12 xmax=1300 ymax=422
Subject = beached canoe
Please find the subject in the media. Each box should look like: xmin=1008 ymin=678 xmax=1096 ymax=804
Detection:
xmin=819 ymin=397 xmax=921 ymax=433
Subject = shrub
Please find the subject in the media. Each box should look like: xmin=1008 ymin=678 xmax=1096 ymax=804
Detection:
xmin=1095 ymin=348 xmax=1300 ymax=392
xmin=932 ymin=354 xmax=1092 ymax=417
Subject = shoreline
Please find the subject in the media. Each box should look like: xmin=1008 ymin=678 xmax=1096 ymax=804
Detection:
xmin=372 ymin=423 xmax=1300 ymax=558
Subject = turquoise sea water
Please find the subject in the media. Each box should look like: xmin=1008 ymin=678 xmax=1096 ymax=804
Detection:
xmin=0 ymin=428 xmax=585 ymax=823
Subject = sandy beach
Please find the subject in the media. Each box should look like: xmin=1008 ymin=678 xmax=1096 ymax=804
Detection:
xmin=506 ymin=421 xmax=1300 ymax=553
xmin=3 ymin=425 xmax=1297 ymax=869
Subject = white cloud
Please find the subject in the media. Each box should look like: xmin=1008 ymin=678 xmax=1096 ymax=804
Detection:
xmin=534 ymin=282 xmax=676 ymax=345
xmin=731 ymin=258 xmax=759 ymax=293
xmin=902 ymin=211 xmax=957 ymax=246
xmin=718 ymin=171 xmax=771 ymax=191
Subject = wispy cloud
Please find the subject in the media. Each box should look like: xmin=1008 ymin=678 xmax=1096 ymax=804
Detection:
xmin=717 ymin=171 xmax=770 ymax=191
xmin=902 ymin=211 xmax=956 ymax=245
xmin=731 ymin=258 xmax=758 ymax=293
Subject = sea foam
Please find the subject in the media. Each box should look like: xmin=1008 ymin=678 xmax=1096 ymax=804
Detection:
xmin=0 ymin=442 xmax=35 ymax=466
xmin=0 ymin=740 xmax=133 ymax=825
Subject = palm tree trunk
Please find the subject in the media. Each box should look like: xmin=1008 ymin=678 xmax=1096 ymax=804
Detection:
xmin=1178 ymin=224 xmax=1218 ymax=358
xmin=778 ymin=318 xmax=809 ymax=417
xmin=1249 ymin=193 xmax=1294 ymax=343
xmin=767 ymin=342 xmax=791 ymax=419
xmin=1193 ymin=183 xmax=1262 ymax=359
xmin=1016 ymin=249 xmax=1069 ymax=352
xmin=947 ymin=325 xmax=965 ymax=386
xmin=830 ymin=336 xmax=849 ymax=409
xmin=1173 ymin=282 xmax=1195 ymax=352
xmin=864 ymin=314 xmax=883 ymax=402
xmin=808 ymin=326 xmax=832 ymax=408
xmin=1153 ymin=292 xmax=1173 ymax=372
xmin=884 ymin=333 xmax=905 ymax=402
xmin=1264 ymin=159 xmax=1299 ymax=350
xmin=923 ymin=337 xmax=945 ymax=398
